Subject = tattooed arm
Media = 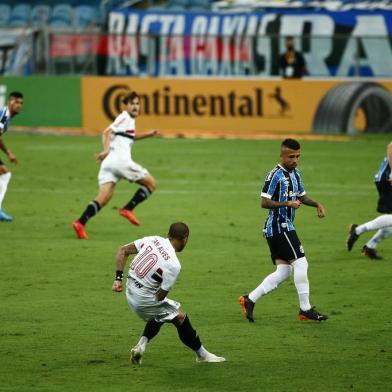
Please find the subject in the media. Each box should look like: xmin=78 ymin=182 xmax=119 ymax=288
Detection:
xmin=299 ymin=195 xmax=325 ymax=218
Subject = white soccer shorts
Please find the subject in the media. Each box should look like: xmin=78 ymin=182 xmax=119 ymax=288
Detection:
xmin=126 ymin=280 xmax=181 ymax=323
xmin=98 ymin=156 xmax=149 ymax=185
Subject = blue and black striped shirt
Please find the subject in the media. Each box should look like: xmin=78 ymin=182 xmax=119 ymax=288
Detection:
xmin=0 ymin=106 xmax=11 ymax=135
xmin=261 ymin=164 xmax=306 ymax=238
xmin=374 ymin=157 xmax=391 ymax=183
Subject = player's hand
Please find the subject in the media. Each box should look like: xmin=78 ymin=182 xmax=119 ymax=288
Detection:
xmin=150 ymin=129 xmax=159 ymax=137
xmin=287 ymin=200 xmax=301 ymax=209
xmin=388 ymin=174 xmax=392 ymax=184
xmin=316 ymin=203 xmax=326 ymax=218
xmin=112 ymin=280 xmax=123 ymax=292
xmin=7 ymin=151 xmax=17 ymax=164
xmin=96 ymin=151 xmax=109 ymax=162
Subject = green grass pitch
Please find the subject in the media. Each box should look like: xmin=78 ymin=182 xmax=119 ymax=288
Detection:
xmin=1 ymin=133 xmax=392 ymax=391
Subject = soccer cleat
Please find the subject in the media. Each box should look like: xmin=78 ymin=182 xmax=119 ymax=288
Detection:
xmin=0 ymin=209 xmax=13 ymax=221
xmin=130 ymin=345 xmax=143 ymax=365
xmin=298 ymin=307 xmax=328 ymax=321
xmin=196 ymin=352 xmax=226 ymax=363
xmin=346 ymin=224 xmax=359 ymax=251
xmin=119 ymin=208 xmax=140 ymax=226
xmin=72 ymin=220 xmax=88 ymax=239
xmin=362 ymin=245 xmax=383 ymax=260
xmin=239 ymin=295 xmax=255 ymax=322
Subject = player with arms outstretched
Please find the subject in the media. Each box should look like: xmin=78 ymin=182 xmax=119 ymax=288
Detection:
xmin=112 ymin=222 xmax=226 ymax=364
xmin=73 ymin=91 xmax=157 ymax=239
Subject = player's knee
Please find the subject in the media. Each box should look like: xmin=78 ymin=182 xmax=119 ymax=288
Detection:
xmin=292 ymin=257 xmax=309 ymax=282
xmin=172 ymin=311 xmax=186 ymax=326
xmin=147 ymin=177 xmax=156 ymax=192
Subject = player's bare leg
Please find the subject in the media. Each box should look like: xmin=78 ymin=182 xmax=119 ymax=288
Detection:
xmin=0 ymin=165 xmax=12 ymax=222
xmin=72 ymin=182 xmax=115 ymax=239
xmin=119 ymin=174 xmax=156 ymax=226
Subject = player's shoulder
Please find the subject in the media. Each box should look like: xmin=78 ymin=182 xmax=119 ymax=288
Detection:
xmin=0 ymin=106 xmax=7 ymax=119
xmin=265 ymin=165 xmax=284 ymax=181
xmin=294 ymin=167 xmax=302 ymax=176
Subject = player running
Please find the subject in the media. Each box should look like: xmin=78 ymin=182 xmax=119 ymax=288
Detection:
xmin=0 ymin=91 xmax=24 ymax=222
xmin=346 ymin=141 xmax=392 ymax=260
xmin=72 ymin=91 xmax=157 ymax=239
xmin=239 ymin=139 xmax=328 ymax=322
xmin=112 ymin=222 xmax=226 ymax=364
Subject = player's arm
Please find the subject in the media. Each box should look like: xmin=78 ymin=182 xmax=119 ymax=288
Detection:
xmin=134 ymin=129 xmax=158 ymax=141
xmin=155 ymin=264 xmax=180 ymax=302
xmin=387 ymin=142 xmax=392 ymax=183
xmin=155 ymin=288 xmax=169 ymax=302
xmin=261 ymin=197 xmax=300 ymax=209
xmin=112 ymin=242 xmax=138 ymax=292
xmin=0 ymin=136 xmax=17 ymax=164
xmin=298 ymin=195 xmax=325 ymax=218
xmin=96 ymin=126 xmax=113 ymax=162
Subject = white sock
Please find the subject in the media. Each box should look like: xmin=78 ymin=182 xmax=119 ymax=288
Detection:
xmin=137 ymin=336 xmax=148 ymax=351
xmin=196 ymin=345 xmax=208 ymax=358
xmin=356 ymin=215 xmax=392 ymax=235
xmin=292 ymin=257 xmax=311 ymax=311
xmin=0 ymin=172 xmax=11 ymax=209
xmin=248 ymin=264 xmax=292 ymax=303
xmin=366 ymin=227 xmax=392 ymax=249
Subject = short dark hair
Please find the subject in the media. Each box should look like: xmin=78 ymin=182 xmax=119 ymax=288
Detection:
xmin=122 ymin=91 xmax=139 ymax=105
xmin=281 ymin=138 xmax=300 ymax=151
xmin=168 ymin=222 xmax=189 ymax=240
xmin=9 ymin=91 xmax=23 ymax=100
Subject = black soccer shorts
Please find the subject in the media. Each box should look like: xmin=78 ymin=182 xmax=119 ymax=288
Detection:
xmin=376 ymin=181 xmax=392 ymax=214
xmin=266 ymin=230 xmax=305 ymax=264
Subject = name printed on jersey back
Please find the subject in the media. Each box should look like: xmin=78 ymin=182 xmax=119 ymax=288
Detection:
xmin=153 ymin=238 xmax=170 ymax=261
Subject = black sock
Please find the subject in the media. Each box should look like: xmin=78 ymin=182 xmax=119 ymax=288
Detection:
xmin=78 ymin=200 xmax=101 ymax=225
xmin=143 ymin=319 xmax=163 ymax=341
xmin=124 ymin=186 xmax=151 ymax=211
xmin=175 ymin=315 xmax=202 ymax=351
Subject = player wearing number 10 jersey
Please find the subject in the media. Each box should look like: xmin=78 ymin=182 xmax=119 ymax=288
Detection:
xmin=112 ymin=222 xmax=225 ymax=364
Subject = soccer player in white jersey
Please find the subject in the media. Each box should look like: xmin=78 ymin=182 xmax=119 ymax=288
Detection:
xmin=72 ymin=91 xmax=157 ymax=239
xmin=0 ymin=91 xmax=23 ymax=222
xmin=112 ymin=222 xmax=226 ymax=364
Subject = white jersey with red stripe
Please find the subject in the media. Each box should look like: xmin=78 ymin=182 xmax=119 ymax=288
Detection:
xmin=108 ymin=110 xmax=136 ymax=159
xmin=127 ymin=236 xmax=181 ymax=298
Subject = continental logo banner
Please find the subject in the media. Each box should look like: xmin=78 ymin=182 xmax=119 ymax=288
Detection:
xmin=81 ymin=78 xmax=392 ymax=134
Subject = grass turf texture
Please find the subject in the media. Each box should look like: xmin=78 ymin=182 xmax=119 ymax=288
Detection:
xmin=1 ymin=133 xmax=392 ymax=392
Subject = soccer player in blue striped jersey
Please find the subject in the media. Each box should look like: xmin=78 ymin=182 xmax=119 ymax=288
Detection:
xmin=239 ymin=139 xmax=328 ymax=322
xmin=0 ymin=91 xmax=23 ymax=222
xmin=347 ymin=141 xmax=392 ymax=260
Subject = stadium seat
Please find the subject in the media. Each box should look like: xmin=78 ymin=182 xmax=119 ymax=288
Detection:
xmin=74 ymin=5 xmax=100 ymax=29
xmin=31 ymin=5 xmax=51 ymax=26
xmin=187 ymin=0 xmax=211 ymax=8
xmin=188 ymin=5 xmax=210 ymax=12
xmin=168 ymin=0 xmax=188 ymax=8
xmin=49 ymin=4 xmax=74 ymax=29
xmin=0 ymin=5 xmax=11 ymax=26
xmin=9 ymin=4 xmax=32 ymax=26
xmin=167 ymin=4 xmax=187 ymax=11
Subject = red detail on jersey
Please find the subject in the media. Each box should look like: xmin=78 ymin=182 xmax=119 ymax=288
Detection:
xmin=156 ymin=268 xmax=163 ymax=277
xmin=125 ymin=130 xmax=135 ymax=134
